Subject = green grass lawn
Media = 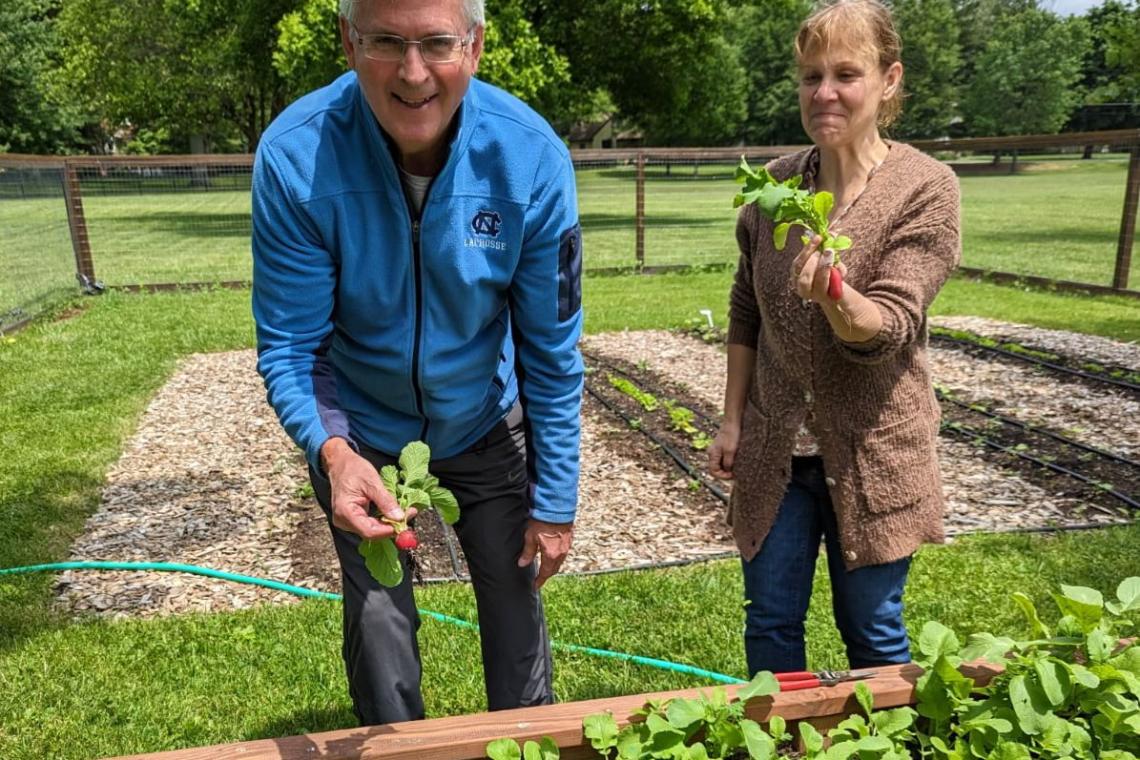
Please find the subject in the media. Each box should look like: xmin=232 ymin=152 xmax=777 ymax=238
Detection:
xmin=1 ymin=278 xmax=1139 ymax=758
xmin=82 ymin=190 xmax=253 ymax=285
xmin=2 ymin=153 xmax=1135 ymax=320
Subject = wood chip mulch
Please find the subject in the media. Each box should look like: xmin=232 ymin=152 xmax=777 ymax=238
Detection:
xmin=53 ymin=319 xmax=1139 ymax=620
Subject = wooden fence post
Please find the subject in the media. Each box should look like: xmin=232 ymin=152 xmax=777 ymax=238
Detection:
xmin=62 ymin=160 xmax=100 ymax=292
xmin=1114 ymin=146 xmax=1139 ymax=291
xmin=635 ymin=152 xmax=646 ymax=270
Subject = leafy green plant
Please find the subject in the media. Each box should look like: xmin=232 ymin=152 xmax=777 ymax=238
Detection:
xmin=665 ymin=403 xmax=699 ymax=436
xmin=680 ymin=317 xmax=726 ymax=345
xmin=798 ymin=681 xmax=916 ymax=760
xmin=662 ymin=401 xmax=712 ymax=451
xmin=357 ymin=441 xmax=459 ymax=588
xmin=483 ymin=578 xmax=1140 ymax=760
xmin=577 ymin=670 xmax=784 ymax=759
xmin=912 ymin=577 xmax=1140 ymax=759
xmin=732 ymin=157 xmax=851 ymax=255
xmin=486 ymin=736 xmax=561 ymax=760
xmin=690 ymin=433 xmax=712 ymax=451
xmin=732 ymin=157 xmax=852 ymax=299
xmin=610 ymin=375 xmax=660 ymax=412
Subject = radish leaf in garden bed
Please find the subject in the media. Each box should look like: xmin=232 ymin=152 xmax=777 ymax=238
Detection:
xmin=484 ymin=577 xmax=1140 ymax=759
xmin=358 ymin=441 xmax=458 ymax=588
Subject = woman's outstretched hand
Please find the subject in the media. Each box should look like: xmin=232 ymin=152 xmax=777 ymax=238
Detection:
xmin=792 ymin=235 xmax=848 ymax=304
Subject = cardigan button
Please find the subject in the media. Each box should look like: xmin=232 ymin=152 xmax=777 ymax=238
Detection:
xmin=825 ymin=476 xmax=836 ymax=487
xmin=803 ymin=390 xmax=813 ymax=403
xmin=845 ymin=550 xmax=857 ymax=562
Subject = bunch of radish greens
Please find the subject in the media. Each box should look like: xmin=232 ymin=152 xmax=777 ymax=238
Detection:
xmin=733 ymin=156 xmax=851 ymax=300
xmin=358 ymin=441 xmax=459 ymax=588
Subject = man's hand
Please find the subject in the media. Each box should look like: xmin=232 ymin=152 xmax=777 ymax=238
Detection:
xmin=320 ymin=437 xmax=415 ymax=540
xmin=517 ymin=519 xmax=574 ymax=591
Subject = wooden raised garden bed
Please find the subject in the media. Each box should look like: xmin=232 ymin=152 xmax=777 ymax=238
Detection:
xmin=109 ymin=661 xmax=1003 ymax=760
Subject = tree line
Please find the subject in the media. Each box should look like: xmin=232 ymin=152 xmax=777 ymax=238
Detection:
xmin=2 ymin=0 xmax=1138 ymax=155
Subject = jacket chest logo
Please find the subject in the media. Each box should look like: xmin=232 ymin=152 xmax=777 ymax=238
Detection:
xmin=471 ymin=210 xmax=502 ymax=237
xmin=466 ymin=209 xmax=507 ymax=251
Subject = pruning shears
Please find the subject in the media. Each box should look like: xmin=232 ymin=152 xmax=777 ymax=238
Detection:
xmin=774 ymin=669 xmax=877 ymax=691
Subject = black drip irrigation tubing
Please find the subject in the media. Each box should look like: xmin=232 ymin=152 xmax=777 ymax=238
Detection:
xmin=585 ymin=352 xmax=1138 ymax=536
xmin=951 ymin=521 xmax=1134 ymax=537
xmin=935 ymin=390 xmax=1140 ymax=471
xmin=583 ymin=379 xmax=729 ymax=504
xmin=930 ymin=334 xmax=1140 ymax=394
xmin=582 ymin=349 xmax=721 ymax=431
xmin=940 ymin=422 xmax=1140 ymax=513
xmin=431 ymin=509 xmax=466 ymax=581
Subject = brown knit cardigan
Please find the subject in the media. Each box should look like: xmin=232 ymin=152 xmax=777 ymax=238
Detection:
xmin=726 ymin=141 xmax=961 ymax=569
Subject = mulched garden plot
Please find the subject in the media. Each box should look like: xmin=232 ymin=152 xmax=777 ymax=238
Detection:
xmin=937 ymin=402 xmax=1138 ymax=523
xmin=52 ymin=319 xmax=1139 ymax=621
xmin=934 ymin=316 xmax=1140 ymax=379
xmin=582 ymin=352 xmax=723 ymax=499
xmin=287 ymin=386 xmax=734 ymax=594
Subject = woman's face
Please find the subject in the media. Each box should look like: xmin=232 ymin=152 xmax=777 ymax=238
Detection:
xmin=797 ymin=44 xmax=901 ymax=151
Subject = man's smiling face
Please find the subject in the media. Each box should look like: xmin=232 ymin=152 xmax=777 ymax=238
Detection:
xmin=340 ymin=0 xmax=483 ymax=175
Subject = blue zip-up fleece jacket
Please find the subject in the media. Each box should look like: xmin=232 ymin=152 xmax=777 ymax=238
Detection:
xmin=252 ymin=73 xmax=584 ymax=523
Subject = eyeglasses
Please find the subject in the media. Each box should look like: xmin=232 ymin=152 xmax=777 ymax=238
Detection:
xmin=351 ymin=27 xmax=474 ymax=64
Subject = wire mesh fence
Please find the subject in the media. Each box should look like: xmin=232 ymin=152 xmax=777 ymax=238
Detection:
xmin=74 ymin=158 xmax=253 ymax=288
xmin=0 ymin=160 xmax=77 ymax=333
xmin=1 ymin=130 xmax=1137 ymax=333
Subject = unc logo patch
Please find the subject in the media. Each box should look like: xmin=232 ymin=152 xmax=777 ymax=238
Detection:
xmin=470 ymin=209 xmax=502 ymax=237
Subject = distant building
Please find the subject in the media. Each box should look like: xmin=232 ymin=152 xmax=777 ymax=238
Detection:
xmin=566 ymin=115 xmax=643 ymax=150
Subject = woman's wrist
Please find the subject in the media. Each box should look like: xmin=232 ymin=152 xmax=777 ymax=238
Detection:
xmin=822 ymin=289 xmax=882 ymax=343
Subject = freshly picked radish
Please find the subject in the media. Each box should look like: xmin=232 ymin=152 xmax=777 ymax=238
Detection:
xmin=358 ymin=441 xmax=458 ymax=587
xmin=733 ymin=156 xmax=852 ymax=300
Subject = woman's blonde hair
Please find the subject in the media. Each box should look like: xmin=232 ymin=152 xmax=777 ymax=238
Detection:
xmin=794 ymin=0 xmax=904 ymax=128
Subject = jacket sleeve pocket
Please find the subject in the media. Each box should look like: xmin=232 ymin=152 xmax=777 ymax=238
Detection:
xmin=557 ymin=222 xmax=583 ymax=322
xmin=853 ymin=414 xmax=940 ymax=513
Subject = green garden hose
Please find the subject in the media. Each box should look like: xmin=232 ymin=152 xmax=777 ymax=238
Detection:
xmin=0 ymin=560 xmax=746 ymax=685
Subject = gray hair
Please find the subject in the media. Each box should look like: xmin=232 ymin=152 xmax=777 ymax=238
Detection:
xmin=338 ymin=0 xmax=485 ymax=27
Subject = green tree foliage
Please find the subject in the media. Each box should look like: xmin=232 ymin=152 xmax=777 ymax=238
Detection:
xmin=727 ymin=0 xmax=810 ymax=146
xmin=1102 ymin=0 xmax=1140 ymax=102
xmin=891 ymin=0 xmax=962 ymax=139
xmin=478 ymin=0 xmax=572 ymax=117
xmin=959 ymin=6 xmax=1089 ymax=135
xmin=1077 ymin=0 xmax=1135 ymax=102
xmin=0 ymin=0 xmax=85 ymax=153
xmin=57 ymin=0 xmax=303 ymax=152
xmin=274 ymin=0 xmax=343 ymax=97
xmin=528 ymin=0 xmax=747 ymax=145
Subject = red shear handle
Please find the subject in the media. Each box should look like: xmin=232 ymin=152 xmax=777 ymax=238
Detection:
xmin=776 ymin=677 xmax=822 ymax=691
xmin=775 ymin=671 xmax=821 ymax=691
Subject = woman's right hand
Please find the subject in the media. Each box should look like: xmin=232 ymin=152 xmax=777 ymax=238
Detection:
xmin=708 ymin=422 xmax=741 ymax=480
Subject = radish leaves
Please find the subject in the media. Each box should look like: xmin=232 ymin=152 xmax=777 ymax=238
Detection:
xmin=358 ymin=440 xmax=459 ymax=587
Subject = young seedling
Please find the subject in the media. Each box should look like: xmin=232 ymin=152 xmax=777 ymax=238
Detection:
xmin=733 ymin=156 xmax=852 ymax=300
xmin=358 ymin=441 xmax=459 ymax=588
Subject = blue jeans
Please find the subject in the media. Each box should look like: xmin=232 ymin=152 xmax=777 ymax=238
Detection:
xmin=741 ymin=457 xmax=912 ymax=676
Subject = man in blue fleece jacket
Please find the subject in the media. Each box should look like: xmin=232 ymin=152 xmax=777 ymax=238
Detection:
xmin=251 ymin=0 xmax=583 ymax=726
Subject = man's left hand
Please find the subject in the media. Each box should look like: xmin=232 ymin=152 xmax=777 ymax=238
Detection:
xmin=517 ymin=519 xmax=574 ymax=591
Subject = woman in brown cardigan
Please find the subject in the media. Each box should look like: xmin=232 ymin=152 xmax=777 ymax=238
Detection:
xmin=708 ymin=0 xmax=961 ymax=676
